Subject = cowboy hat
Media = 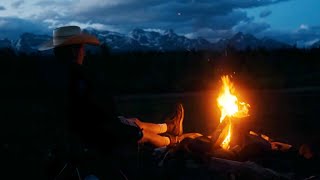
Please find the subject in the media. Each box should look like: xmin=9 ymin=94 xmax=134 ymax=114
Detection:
xmin=38 ymin=26 xmax=100 ymax=51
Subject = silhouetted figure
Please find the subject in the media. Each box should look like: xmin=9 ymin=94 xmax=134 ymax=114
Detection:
xmin=39 ymin=26 xmax=126 ymax=179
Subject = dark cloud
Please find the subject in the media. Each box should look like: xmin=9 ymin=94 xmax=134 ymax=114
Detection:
xmin=26 ymin=0 xmax=290 ymax=36
xmin=31 ymin=0 xmax=289 ymax=42
xmin=0 ymin=17 xmax=49 ymax=39
xmin=311 ymin=25 xmax=320 ymax=31
xmin=11 ymin=0 xmax=24 ymax=8
xmin=187 ymin=20 xmax=271 ymax=42
xmin=207 ymin=11 xmax=252 ymax=30
xmin=34 ymin=0 xmax=73 ymax=7
xmin=65 ymin=0 xmax=289 ymax=33
xmin=3 ymin=0 xmax=307 ymax=45
xmin=185 ymin=28 xmax=234 ymax=42
xmin=233 ymin=22 xmax=271 ymax=34
xmin=263 ymin=25 xmax=320 ymax=46
xmin=259 ymin=9 xmax=272 ymax=18
xmin=0 ymin=6 xmax=6 ymax=10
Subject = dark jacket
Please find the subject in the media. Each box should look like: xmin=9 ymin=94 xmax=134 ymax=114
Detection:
xmin=67 ymin=63 xmax=121 ymax=150
xmin=60 ymin=63 xmax=142 ymax=179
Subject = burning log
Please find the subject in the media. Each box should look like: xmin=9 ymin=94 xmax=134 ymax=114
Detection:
xmin=209 ymin=117 xmax=229 ymax=148
xmin=249 ymin=131 xmax=292 ymax=152
xmin=214 ymin=120 xmax=232 ymax=149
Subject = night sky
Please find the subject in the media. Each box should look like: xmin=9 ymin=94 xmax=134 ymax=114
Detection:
xmin=0 ymin=0 xmax=319 ymax=47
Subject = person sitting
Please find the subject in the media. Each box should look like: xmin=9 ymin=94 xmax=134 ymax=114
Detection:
xmin=39 ymin=26 xmax=200 ymax=179
xmin=39 ymin=25 xmax=124 ymax=179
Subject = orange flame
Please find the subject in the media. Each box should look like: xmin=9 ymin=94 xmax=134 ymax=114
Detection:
xmin=221 ymin=123 xmax=232 ymax=149
xmin=217 ymin=76 xmax=238 ymax=123
xmin=217 ymin=75 xmax=250 ymax=150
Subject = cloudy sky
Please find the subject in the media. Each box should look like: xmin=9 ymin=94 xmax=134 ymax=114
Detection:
xmin=0 ymin=0 xmax=319 ymax=46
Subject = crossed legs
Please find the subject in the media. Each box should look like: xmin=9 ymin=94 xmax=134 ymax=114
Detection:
xmin=119 ymin=104 xmax=185 ymax=148
xmin=119 ymin=117 xmax=171 ymax=147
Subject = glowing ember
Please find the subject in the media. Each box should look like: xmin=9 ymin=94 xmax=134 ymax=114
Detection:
xmin=217 ymin=75 xmax=250 ymax=150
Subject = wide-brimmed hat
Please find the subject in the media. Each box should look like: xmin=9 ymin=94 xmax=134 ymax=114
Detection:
xmin=38 ymin=26 xmax=100 ymax=51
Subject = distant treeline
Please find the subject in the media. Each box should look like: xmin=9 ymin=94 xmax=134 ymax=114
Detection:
xmin=0 ymin=47 xmax=320 ymax=96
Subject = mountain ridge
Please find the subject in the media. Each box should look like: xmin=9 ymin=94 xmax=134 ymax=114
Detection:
xmin=0 ymin=28 xmax=309 ymax=54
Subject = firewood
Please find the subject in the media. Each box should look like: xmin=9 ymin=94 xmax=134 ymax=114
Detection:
xmin=271 ymin=142 xmax=292 ymax=152
xmin=213 ymin=122 xmax=231 ymax=148
xmin=249 ymin=131 xmax=292 ymax=152
xmin=209 ymin=117 xmax=230 ymax=146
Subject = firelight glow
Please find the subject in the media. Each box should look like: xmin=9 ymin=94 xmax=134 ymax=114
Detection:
xmin=217 ymin=75 xmax=250 ymax=150
xmin=217 ymin=76 xmax=238 ymax=123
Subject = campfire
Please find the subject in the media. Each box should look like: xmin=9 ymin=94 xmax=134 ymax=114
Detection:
xmin=216 ymin=75 xmax=250 ymax=150
xmin=210 ymin=75 xmax=250 ymax=151
xmin=152 ymin=75 xmax=319 ymax=179
xmin=210 ymin=76 xmax=293 ymax=154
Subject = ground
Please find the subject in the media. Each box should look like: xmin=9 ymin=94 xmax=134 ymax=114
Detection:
xmin=0 ymin=68 xmax=319 ymax=178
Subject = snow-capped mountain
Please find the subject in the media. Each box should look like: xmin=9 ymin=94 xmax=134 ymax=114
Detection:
xmin=1 ymin=28 xmax=294 ymax=54
xmin=260 ymin=37 xmax=292 ymax=50
xmin=0 ymin=39 xmax=13 ymax=49
xmin=225 ymin=32 xmax=291 ymax=50
xmin=311 ymin=40 xmax=320 ymax=48
xmin=128 ymin=28 xmax=162 ymax=48
xmin=87 ymin=28 xmax=213 ymax=52
xmin=14 ymin=33 xmax=51 ymax=53
xmin=227 ymin=32 xmax=261 ymax=50
xmin=85 ymin=28 xmax=146 ymax=51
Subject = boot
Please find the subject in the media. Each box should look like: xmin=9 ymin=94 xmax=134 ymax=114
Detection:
xmin=164 ymin=133 xmax=180 ymax=147
xmin=165 ymin=103 xmax=184 ymax=136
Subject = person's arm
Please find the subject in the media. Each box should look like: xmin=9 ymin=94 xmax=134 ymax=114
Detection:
xmin=68 ymin=62 xmax=143 ymax=157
